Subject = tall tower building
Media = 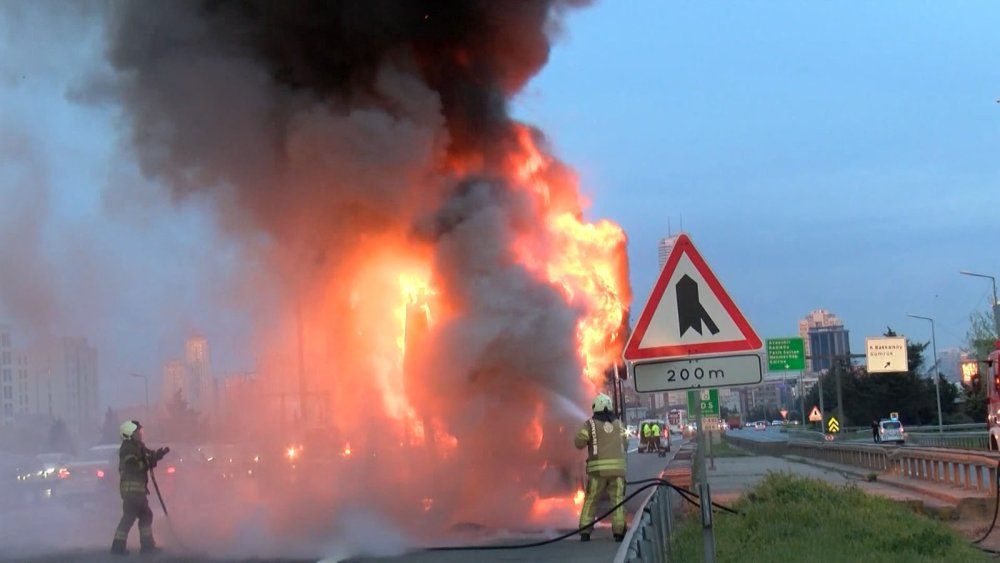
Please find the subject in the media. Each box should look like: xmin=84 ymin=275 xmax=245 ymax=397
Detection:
xmin=185 ymin=336 xmax=214 ymax=412
xmin=161 ymin=359 xmax=185 ymax=404
xmin=159 ymin=337 xmax=215 ymax=414
xmin=799 ymin=310 xmax=850 ymax=372
xmin=657 ymin=235 xmax=679 ymax=271
xmin=1 ymin=324 xmax=12 ymax=425
xmin=30 ymin=337 xmax=99 ymax=433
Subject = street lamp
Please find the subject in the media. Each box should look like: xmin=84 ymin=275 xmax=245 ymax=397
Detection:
xmin=129 ymin=373 xmax=149 ymax=422
xmin=907 ymin=314 xmax=943 ymax=433
xmin=960 ymin=270 xmax=1000 ymax=338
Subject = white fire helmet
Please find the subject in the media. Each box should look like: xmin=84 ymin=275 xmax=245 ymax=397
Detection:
xmin=592 ymin=393 xmax=613 ymax=414
xmin=120 ymin=420 xmax=142 ymax=441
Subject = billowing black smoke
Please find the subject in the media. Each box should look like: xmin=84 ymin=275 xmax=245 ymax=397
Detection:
xmin=103 ymin=1 xmax=616 ymax=558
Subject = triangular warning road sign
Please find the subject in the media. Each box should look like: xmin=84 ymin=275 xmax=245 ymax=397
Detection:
xmin=809 ymin=406 xmax=822 ymax=422
xmin=624 ymin=233 xmax=761 ymax=361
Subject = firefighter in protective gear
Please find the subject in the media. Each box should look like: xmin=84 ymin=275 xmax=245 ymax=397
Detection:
xmin=110 ymin=420 xmax=169 ymax=556
xmin=575 ymin=393 xmax=627 ymax=542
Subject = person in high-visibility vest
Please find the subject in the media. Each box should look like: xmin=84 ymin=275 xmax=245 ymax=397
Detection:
xmin=575 ymin=393 xmax=627 ymax=542
xmin=650 ymin=422 xmax=661 ymax=453
xmin=641 ymin=422 xmax=652 ymax=452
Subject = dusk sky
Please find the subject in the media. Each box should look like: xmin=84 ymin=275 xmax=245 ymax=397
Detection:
xmin=1 ymin=1 xmax=999 ymax=409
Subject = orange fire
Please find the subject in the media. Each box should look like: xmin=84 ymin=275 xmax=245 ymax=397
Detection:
xmin=250 ymin=119 xmax=628 ymax=534
xmin=528 ymin=487 xmax=587 ymax=524
xmin=507 ymin=124 xmax=630 ymax=387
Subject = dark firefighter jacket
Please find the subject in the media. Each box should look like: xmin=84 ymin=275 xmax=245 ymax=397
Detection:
xmin=119 ymin=439 xmax=152 ymax=497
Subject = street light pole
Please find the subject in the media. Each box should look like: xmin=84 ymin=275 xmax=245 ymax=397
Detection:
xmin=960 ymin=270 xmax=1000 ymax=338
xmin=907 ymin=314 xmax=943 ymax=433
xmin=130 ymin=373 xmax=149 ymax=422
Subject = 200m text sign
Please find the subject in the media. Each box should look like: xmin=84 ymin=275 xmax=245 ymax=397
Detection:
xmin=632 ymin=353 xmax=763 ymax=392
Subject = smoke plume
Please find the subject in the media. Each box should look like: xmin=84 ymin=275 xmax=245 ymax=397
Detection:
xmin=104 ymin=0 xmax=627 ymax=558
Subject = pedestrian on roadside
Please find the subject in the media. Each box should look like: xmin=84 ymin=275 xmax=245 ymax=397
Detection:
xmin=871 ymin=419 xmax=880 ymax=443
xmin=641 ymin=422 xmax=651 ymax=452
xmin=575 ymin=393 xmax=627 ymax=543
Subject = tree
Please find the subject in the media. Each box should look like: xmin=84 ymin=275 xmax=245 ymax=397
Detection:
xmin=965 ymin=310 xmax=998 ymax=362
xmin=801 ymin=327 xmax=958 ymax=427
xmin=161 ymin=389 xmax=204 ymax=443
xmin=959 ymin=311 xmax=998 ymax=422
xmin=48 ymin=419 xmax=76 ymax=455
xmin=99 ymin=407 xmax=121 ymax=444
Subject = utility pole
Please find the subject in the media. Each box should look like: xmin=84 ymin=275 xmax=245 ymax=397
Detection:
xmin=834 ymin=356 xmax=846 ymax=427
xmin=908 ymin=314 xmax=943 ymax=433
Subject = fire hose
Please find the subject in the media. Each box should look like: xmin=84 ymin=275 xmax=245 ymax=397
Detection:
xmin=427 ymin=478 xmax=742 ymax=552
xmin=147 ymin=451 xmax=193 ymax=554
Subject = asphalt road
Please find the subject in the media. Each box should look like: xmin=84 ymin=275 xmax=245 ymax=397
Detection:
xmin=2 ymin=437 xmax=680 ymax=563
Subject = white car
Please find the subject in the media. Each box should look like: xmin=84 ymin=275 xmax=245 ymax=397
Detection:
xmin=878 ymin=419 xmax=905 ymax=445
xmin=753 ymin=421 xmax=767 ymax=430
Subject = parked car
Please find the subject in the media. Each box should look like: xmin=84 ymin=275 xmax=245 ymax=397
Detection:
xmin=59 ymin=444 xmax=119 ymax=505
xmin=878 ymin=419 xmax=905 ymax=445
xmin=753 ymin=421 xmax=767 ymax=430
xmin=17 ymin=452 xmax=72 ymax=498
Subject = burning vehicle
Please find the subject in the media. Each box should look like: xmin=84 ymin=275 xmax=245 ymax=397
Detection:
xmin=102 ymin=0 xmax=631 ymax=553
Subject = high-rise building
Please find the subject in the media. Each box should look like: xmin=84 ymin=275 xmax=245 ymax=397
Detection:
xmin=14 ymin=350 xmax=29 ymax=417
xmin=1 ymin=324 xmax=12 ymax=425
xmin=799 ymin=310 xmax=850 ymax=372
xmin=657 ymin=235 xmax=679 ymax=271
xmin=30 ymin=337 xmax=100 ymax=433
xmin=807 ymin=326 xmax=851 ymax=372
xmin=160 ymin=336 xmax=215 ymax=413
xmin=161 ymin=360 xmax=185 ymax=404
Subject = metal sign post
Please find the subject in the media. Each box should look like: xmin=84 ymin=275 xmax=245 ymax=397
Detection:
xmin=695 ymin=396 xmax=716 ymax=563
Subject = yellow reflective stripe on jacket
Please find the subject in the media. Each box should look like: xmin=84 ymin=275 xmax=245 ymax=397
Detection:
xmin=120 ymin=481 xmax=147 ymax=495
xmin=586 ymin=458 xmax=626 ymax=472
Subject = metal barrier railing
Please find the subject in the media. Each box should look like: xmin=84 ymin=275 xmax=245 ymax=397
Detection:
xmin=786 ymin=427 xmax=992 ymax=450
xmin=906 ymin=431 xmax=989 ymax=450
xmin=615 ymin=480 xmax=679 ymax=563
xmin=726 ymin=434 xmax=1000 ymax=497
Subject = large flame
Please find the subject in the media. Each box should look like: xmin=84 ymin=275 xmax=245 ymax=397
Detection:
xmin=222 ymin=123 xmax=629 ymax=538
xmin=508 ymin=125 xmax=630 ymax=385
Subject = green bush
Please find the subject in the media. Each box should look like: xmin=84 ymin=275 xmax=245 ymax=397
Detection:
xmin=670 ymin=473 xmax=988 ymax=563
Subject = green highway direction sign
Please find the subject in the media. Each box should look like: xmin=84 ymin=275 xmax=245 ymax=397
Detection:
xmin=687 ymin=389 xmax=720 ymax=417
xmin=766 ymin=337 xmax=805 ymax=371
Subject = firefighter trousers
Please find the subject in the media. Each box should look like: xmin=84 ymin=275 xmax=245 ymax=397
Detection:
xmin=579 ymin=474 xmax=626 ymax=534
xmin=112 ymin=494 xmax=155 ymax=550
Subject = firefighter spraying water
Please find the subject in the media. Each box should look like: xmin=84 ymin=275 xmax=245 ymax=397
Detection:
xmin=111 ymin=420 xmax=170 ymax=556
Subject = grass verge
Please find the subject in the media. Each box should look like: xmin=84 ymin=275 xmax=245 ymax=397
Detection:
xmin=670 ymin=472 xmax=990 ymax=562
xmin=706 ymin=440 xmax=752 ymax=458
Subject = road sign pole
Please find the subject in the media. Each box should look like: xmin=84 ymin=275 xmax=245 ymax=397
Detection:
xmin=835 ymin=357 xmax=846 ymax=427
xmin=799 ymin=370 xmax=805 ymax=426
xmin=694 ymin=396 xmax=716 ymax=563
xmin=817 ymin=373 xmax=825 ymax=431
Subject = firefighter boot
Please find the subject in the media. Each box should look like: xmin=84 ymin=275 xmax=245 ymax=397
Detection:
xmin=110 ymin=539 xmax=129 ymax=556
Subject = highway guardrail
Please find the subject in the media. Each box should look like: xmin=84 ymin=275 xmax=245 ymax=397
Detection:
xmin=725 ymin=434 xmax=1000 ymax=497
